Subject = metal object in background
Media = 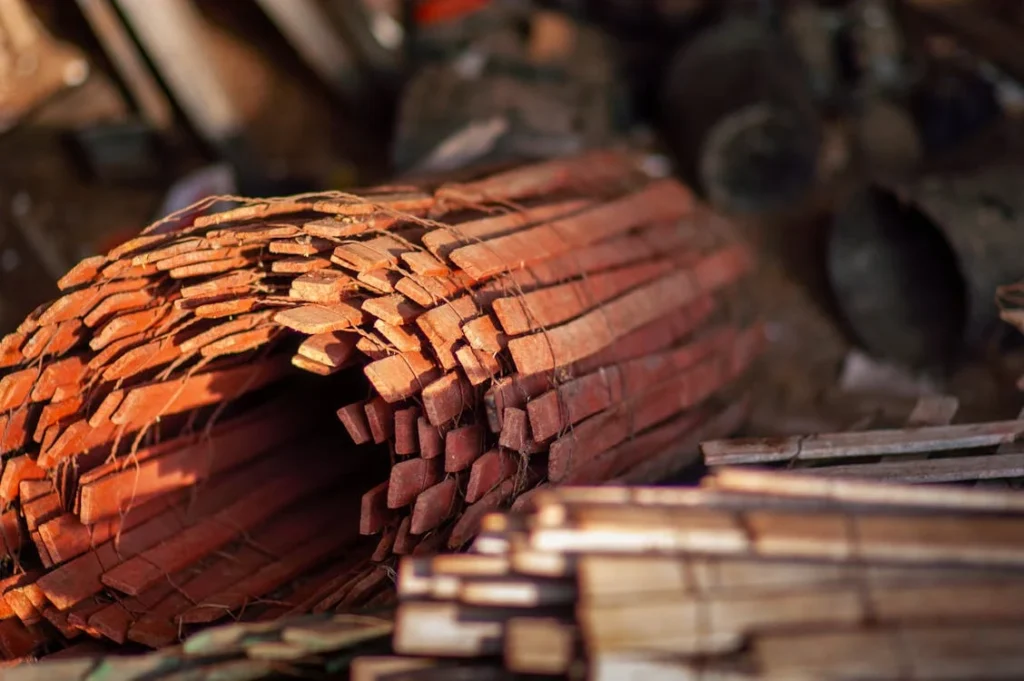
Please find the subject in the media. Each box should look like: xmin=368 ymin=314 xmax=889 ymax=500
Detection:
xmin=849 ymin=0 xmax=912 ymax=93
xmin=112 ymin=0 xmax=242 ymax=147
xmin=830 ymin=167 xmax=1024 ymax=368
xmin=906 ymin=0 xmax=1024 ymax=87
xmin=0 ymin=0 xmax=90 ymax=133
xmin=910 ymin=56 xmax=1002 ymax=158
xmin=255 ymin=0 xmax=367 ymax=103
xmin=393 ymin=8 xmax=628 ymax=174
xmin=112 ymin=0 xmax=246 ymax=151
xmin=75 ymin=0 xmax=175 ymax=134
xmin=110 ymin=0 xmax=282 ymax=194
xmin=326 ymin=0 xmax=405 ymax=87
xmin=660 ymin=18 xmax=821 ymax=215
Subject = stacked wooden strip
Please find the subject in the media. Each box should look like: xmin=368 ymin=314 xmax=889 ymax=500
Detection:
xmin=0 ymin=150 xmax=758 ymax=660
xmin=3 ymin=613 xmax=395 ymax=681
xmin=702 ymin=395 xmax=1024 ymax=486
xmin=382 ymin=470 xmax=1024 ymax=681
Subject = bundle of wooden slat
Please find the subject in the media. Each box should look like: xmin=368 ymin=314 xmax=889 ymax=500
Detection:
xmin=3 ymin=613 xmax=395 ymax=681
xmin=381 ymin=470 xmax=1024 ymax=681
xmin=0 ymin=150 xmax=759 ymax=659
xmin=702 ymin=395 xmax=1024 ymax=486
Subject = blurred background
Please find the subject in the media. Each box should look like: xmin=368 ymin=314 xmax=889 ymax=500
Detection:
xmin=3 ymin=0 xmax=1024 ymax=428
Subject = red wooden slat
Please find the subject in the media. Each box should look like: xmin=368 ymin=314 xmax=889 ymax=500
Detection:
xmin=508 ymin=245 xmax=751 ymax=374
xmin=337 ymin=402 xmax=373 ymax=444
xmin=466 ymin=449 xmax=520 ymax=503
xmin=395 ymin=407 xmax=420 ymax=456
xmin=410 ymin=477 xmax=459 ymax=534
xmin=360 ymin=481 xmax=393 ymax=535
xmin=0 ymin=456 xmax=45 ymax=505
xmin=290 ymin=270 xmax=358 ymax=303
xmin=445 ymin=424 xmax=485 ymax=472
xmin=365 ymin=397 xmax=394 ymax=444
xmin=374 ymin=320 xmax=423 ymax=352
xmin=272 ymin=235 xmax=335 ymax=255
xmin=423 ymin=372 xmax=475 ymax=426
xmin=449 ymin=180 xmax=692 ymax=280
xmin=297 ymin=331 xmax=358 ymax=367
xmin=388 ymin=458 xmax=443 ymax=508
xmin=418 ymin=417 xmax=445 ymax=459
xmin=364 ymin=352 xmax=441 ymax=403
xmin=274 ymin=302 xmax=367 ymax=334
xmin=527 ymin=328 xmax=732 ymax=441
xmin=435 ymin=150 xmax=635 ymax=208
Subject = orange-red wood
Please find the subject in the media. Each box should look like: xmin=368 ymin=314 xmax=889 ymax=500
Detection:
xmin=422 ymin=371 xmax=475 ymax=426
xmin=445 ymin=424 xmax=485 ymax=472
xmin=364 ymin=352 xmax=441 ymax=403
xmin=410 ymin=477 xmax=459 ymax=534
xmin=394 ymin=407 xmax=420 ymax=456
xmin=449 ymin=180 xmax=692 ymax=280
xmin=508 ymin=246 xmax=751 ymax=374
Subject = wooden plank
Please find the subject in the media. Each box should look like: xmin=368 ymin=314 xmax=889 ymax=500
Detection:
xmin=423 ymin=372 xmax=475 ymax=426
xmin=529 ymin=329 xmax=730 ymax=441
xmin=703 ymin=420 xmax=1024 ymax=467
xmin=364 ymin=397 xmax=394 ymax=444
xmin=418 ymin=417 xmax=445 ymax=459
xmin=389 ymin=458 xmax=443 ymax=508
xmin=707 ymin=467 xmax=1024 ymax=514
xmin=449 ymin=180 xmax=693 ymax=281
xmin=434 ymin=150 xmax=637 ymax=208
xmin=332 ymin=234 xmax=411 ymax=272
xmin=462 ymin=315 xmax=506 ymax=355
xmin=393 ymin=602 xmax=502 ymax=657
xmin=422 ymin=200 xmax=592 ymax=257
xmin=337 ymin=402 xmax=373 ymax=444
xmin=290 ymin=269 xmax=358 ymax=303
xmin=274 ymin=302 xmax=366 ymax=334
xmin=508 ymin=246 xmax=750 ymax=374
xmin=492 ymin=260 xmax=674 ymax=336
xmin=374 ymin=320 xmax=422 ymax=352
xmin=394 ymin=407 xmax=420 ymax=456
xmin=80 ymin=411 xmax=306 ymax=526
xmin=297 ymin=331 xmax=358 ymax=367
xmin=364 ymin=352 xmax=441 ymax=403
xmin=505 ymin=617 xmax=576 ymax=675
xmin=455 ymin=345 xmax=501 ymax=386
xmin=363 ymin=294 xmax=424 ymax=326
xmin=548 ymin=337 xmax=759 ymax=481
xmin=411 ymin=478 xmax=459 ymax=534
xmin=755 ymin=624 xmax=1024 ymax=680
xmin=445 ymin=424 xmax=486 ymax=472
xmin=99 ymin=456 xmax=350 ymax=596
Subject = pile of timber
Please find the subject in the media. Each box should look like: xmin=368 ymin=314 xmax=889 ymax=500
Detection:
xmin=702 ymin=395 xmax=1024 ymax=485
xmin=2 ymin=613 xmax=396 ymax=681
xmin=381 ymin=470 xmax=1024 ymax=680
xmin=0 ymin=150 xmax=758 ymax=660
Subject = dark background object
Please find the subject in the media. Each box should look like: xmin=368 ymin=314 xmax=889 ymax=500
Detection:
xmin=911 ymin=57 xmax=1002 ymax=157
xmin=65 ymin=120 xmax=165 ymax=185
xmin=830 ymin=168 xmax=1024 ymax=368
xmin=392 ymin=6 xmax=627 ymax=174
xmin=659 ymin=18 xmax=822 ymax=215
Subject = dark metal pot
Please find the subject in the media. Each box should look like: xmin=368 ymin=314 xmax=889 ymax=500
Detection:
xmin=829 ymin=167 xmax=1024 ymax=367
xmin=660 ymin=18 xmax=822 ymax=215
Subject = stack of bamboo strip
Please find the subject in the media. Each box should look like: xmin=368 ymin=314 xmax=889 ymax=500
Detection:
xmin=702 ymin=395 xmax=1024 ymax=485
xmin=381 ymin=470 xmax=1024 ymax=680
xmin=3 ymin=613 xmax=394 ymax=681
xmin=0 ymin=150 xmax=758 ymax=660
